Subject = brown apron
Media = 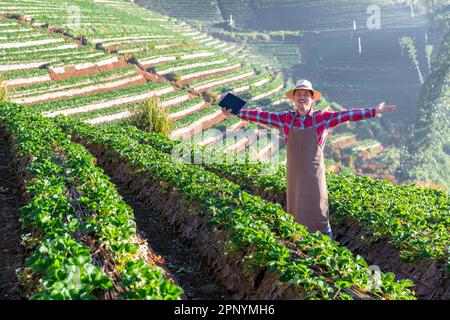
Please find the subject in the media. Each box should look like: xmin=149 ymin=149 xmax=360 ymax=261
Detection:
xmin=286 ymin=112 xmax=330 ymax=233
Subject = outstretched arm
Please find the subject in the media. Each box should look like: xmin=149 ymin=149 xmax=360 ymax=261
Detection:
xmin=323 ymin=102 xmax=396 ymax=128
xmin=221 ymin=107 xmax=283 ymax=129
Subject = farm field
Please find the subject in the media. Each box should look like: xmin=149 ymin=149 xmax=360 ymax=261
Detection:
xmin=138 ymin=0 xmax=441 ymax=179
xmin=0 ymin=0 xmax=448 ymax=301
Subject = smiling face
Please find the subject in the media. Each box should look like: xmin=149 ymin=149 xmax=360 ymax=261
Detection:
xmin=293 ymin=89 xmax=315 ymax=116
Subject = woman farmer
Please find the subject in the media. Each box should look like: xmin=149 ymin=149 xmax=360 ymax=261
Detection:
xmin=221 ymin=79 xmax=396 ymax=238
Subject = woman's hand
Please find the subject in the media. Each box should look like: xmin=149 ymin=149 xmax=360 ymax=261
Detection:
xmin=221 ymin=107 xmax=234 ymax=118
xmin=374 ymin=102 xmax=396 ymax=114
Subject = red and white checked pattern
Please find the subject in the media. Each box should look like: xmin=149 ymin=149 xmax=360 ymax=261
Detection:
xmin=237 ymin=108 xmax=376 ymax=147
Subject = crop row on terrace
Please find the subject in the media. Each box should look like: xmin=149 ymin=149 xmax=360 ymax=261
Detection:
xmin=32 ymin=82 xmax=172 ymax=114
xmin=187 ymin=67 xmax=255 ymax=90
xmin=151 ymin=54 xmax=230 ymax=75
xmin=9 ymin=66 xmax=140 ymax=97
xmin=0 ymin=102 xmax=182 ymax=300
xmin=72 ymin=89 xmax=191 ymax=124
xmin=0 ymin=0 xmax=174 ymax=38
xmin=1 ymin=68 xmax=49 ymax=80
xmin=135 ymin=49 xmax=217 ymax=67
xmin=91 ymin=123 xmax=449 ymax=299
xmin=53 ymin=114 xmax=416 ymax=300
xmin=0 ymin=46 xmax=108 ymax=69
xmin=0 ymin=18 xmax=118 ymax=73
xmin=136 ymin=0 xmax=223 ymax=23
xmin=210 ymin=70 xmax=272 ymax=94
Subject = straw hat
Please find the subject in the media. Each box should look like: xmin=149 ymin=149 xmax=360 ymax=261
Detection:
xmin=285 ymin=79 xmax=321 ymax=101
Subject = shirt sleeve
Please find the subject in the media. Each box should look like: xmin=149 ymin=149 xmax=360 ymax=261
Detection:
xmin=322 ymin=108 xmax=376 ymax=128
xmin=237 ymin=108 xmax=284 ymax=129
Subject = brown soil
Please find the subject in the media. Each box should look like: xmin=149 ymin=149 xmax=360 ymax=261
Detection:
xmin=48 ymin=60 xmax=129 ymax=82
xmin=333 ymin=136 xmax=357 ymax=149
xmin=359 ymin=163 xmax=384 ymax=173
xmin=358 ymin=144 xmax=384 ymax=160
xmin=107 ymin=178 xmax=229 ymax=300
xmin=137 ymin=68 xmax=167 ymax=83
xmin=0 ymin=128 xmax=23 ymax=300
xmin=7 ymin=61 xmax=130 ymax=89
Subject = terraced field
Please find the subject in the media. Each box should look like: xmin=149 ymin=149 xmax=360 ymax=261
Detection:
xmin=0 ymin=0 xmax=448 ymax=301
xmin=138 ymin=0 xmax=428 ymax=31
xmin=135 ymin=0 xmax=224 ymax=23
xmin=0 ymin=0 xmax=283 ymax=148
xmin=136 ymin=0 xmax=437 ymax=175
xmin=0 ymin=1 xmax=392 ymax=170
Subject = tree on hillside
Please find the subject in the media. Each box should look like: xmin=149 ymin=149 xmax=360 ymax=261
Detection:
xmin=0 ymin=78 xmax=7 ymax=102
xmin=425 ymin=44 xmax=434 ymax=72
xmin=399 ymin=36 xmax=425 ymax=84
xmin=398 ymin=31 xmax=450 ymax=188
xmin=127 ymin=96 xmax=173 ymax=136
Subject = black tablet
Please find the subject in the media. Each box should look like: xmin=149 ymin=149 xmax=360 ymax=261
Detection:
xmin=218 ymin=92 xmax=247 ymax=115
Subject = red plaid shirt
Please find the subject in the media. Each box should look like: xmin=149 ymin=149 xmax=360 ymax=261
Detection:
xmin=237 ymin=108 xmax=376 ymax=147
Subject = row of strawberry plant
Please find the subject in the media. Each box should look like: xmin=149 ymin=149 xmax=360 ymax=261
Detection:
xmin=0 ymin=46 xmax=95 ymax=64
xmin=11 ymin=66 xmax=139 ymax=97
xmin=101 ymin=38 xmax=182 ymax=52
xmin=3 ymin=0 xmax=176 ymax=40
xmin=71 ymin=90 xmax=191 ymax=121
xmin=247 ymin=75 xmax=284 ymax=97
xmin=55 ymin=116 xmax=416 ymax=300
xmin=71 ymin=103 xmax=133 ymax=121
xmin=165 ymin=96 xmax=204 ymax=114
xmin=0 ymin=28 xmax=34 ymax=37
xmin=190 ymin=116 xmax=245 ymax=144
xmin=0 ymin=41 xmax=77 ymax=57
xmin=0 ymin=102 xmax=182 ymax=299
xmin=0 ymin=33 xmax=56 ymax=43
xmin=97 ymin=126 xmax=449 ymax=299
xmin=193 ymin=123 xmax=262 ymax=155
xmin=108 ymin=125 xmax=450 ymax=265
xmin=171 ymin=60 xmax=241 ymax=77
xmin=0 ymin=19 xmax=26 ymax=28
xmin=0 ymin=68 xmax=49 ymax=80
xmin=31 ymin=82 xmax=172 ymax=112
xmin=47 ymin=51 xmax=114 ymax=68
xmin=151 ymin=54 xmax=229 ymax=73
xmin=173 ymin=104 xmax=219 ymax=129
xmin=208 ymin=164 xmax=450 ymax=264
xmin=186 ymin=67 xmax=254 ymax=88
xmin=211 ymin=71 xmax=272 ymax=94
xmin=135 ymin=49 xmax=216 ymax=63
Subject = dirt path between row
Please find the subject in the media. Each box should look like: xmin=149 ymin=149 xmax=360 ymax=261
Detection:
xmin=103 ymin=172 xmax=229 ymax=300
xmin=0 ymin=135 xmax=22 ymax=300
